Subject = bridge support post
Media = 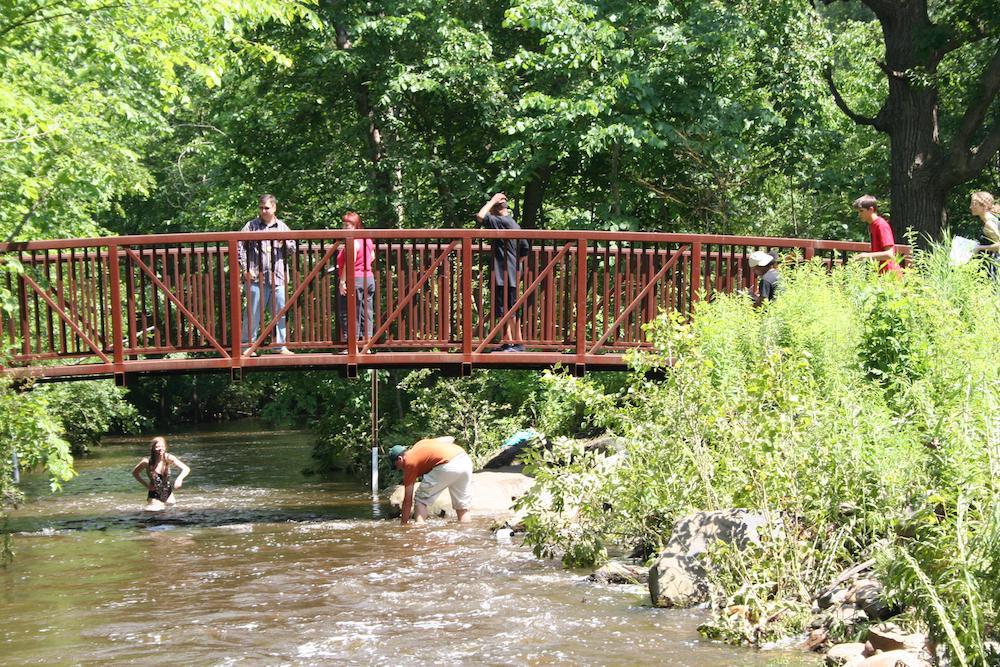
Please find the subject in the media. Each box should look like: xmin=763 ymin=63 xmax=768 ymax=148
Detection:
xmin=573 ymin=363 xmax=586 ymax=377
xmin=370 ymin=369 xmax=379 ymax=499
xmin=114 ymin=372 xmax=126 ymax=387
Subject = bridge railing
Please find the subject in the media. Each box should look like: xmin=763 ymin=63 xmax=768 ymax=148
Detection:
xmin=0 ymin=230 xmax=896 ymax=379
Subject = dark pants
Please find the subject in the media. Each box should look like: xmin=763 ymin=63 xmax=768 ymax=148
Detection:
xmin=338 ymin=276 xmax=376 ymax=340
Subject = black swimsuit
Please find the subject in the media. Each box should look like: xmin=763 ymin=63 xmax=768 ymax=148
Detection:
xmin=147 ymin=465 xmax=173 ymax=502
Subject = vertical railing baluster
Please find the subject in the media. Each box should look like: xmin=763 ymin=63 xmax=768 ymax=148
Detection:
xmin=346 ymin=230 xmax=356 ymax=357
xmin=462 ymin=237 xmax=472 ymax=359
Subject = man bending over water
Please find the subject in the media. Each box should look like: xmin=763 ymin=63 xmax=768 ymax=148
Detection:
xmin=388 ymin=437 xmax=473 ymax=525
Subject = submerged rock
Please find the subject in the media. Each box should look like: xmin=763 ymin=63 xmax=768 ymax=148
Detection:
xmin=648 ymin=509 xmax=776 ymax=608
xmin=588 ymin=561 xmax=648 ymax=585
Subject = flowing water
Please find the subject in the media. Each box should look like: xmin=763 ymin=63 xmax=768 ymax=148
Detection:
xmin=1 ymin=424 xmax=814 ymax=665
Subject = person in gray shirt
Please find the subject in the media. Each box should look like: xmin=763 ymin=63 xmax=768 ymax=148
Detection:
xmin=237 ymin=194 xmax=296 ymax=356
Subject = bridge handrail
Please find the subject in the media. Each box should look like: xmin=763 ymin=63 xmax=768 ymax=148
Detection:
xmin=0 ymin=229 xmax=896 ymax=254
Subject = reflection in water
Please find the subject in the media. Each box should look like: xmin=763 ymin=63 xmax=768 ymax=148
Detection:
xmin=1 ymin=424 xmax=811 ymax=666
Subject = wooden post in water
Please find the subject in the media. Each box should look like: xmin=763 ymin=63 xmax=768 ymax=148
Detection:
xmin=370 ymin=369 xmax=378 ymax=499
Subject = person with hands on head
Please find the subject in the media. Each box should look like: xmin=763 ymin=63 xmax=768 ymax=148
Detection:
xmin=132 ymin=436 xmax=190 ymax=512
xmin=475 ymin=192 xmax=527 ymax=352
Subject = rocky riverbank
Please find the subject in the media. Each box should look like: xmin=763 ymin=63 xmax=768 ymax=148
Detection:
xmin=387 ymin=463 xmax=938 ymax=666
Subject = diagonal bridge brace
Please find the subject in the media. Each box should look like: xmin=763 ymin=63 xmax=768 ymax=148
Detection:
xmin=587 ymin=244 xmax=688 ymax=354
xmin=245 ymin=242 xmax=340 ymax=355
xmin=474 ymin=242 xmax=572 ymax=354
xmin=361 ymin=240 xmax=461 ymax=353
xmin=126 ymin=248 xmax=230 ymax=358
xmin=19 ymin=272 xmax=111 ymax=363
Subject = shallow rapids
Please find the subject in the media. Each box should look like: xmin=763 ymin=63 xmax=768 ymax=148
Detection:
xmin=1 ymin=424 xmax=812 ymax=665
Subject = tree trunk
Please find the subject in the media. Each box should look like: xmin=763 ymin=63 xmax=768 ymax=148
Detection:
xmin=829 ymin=2 xmax=1000 ymax=245
xmin=881 ymin=2 xmax=947 ymax=242
xmin=521 ymin=164 xmax=551 ymax=229
xmin=353 ymin=85 xmax=397 ymax=227
xmin=336 ymin=24 xmax=398 ymax=227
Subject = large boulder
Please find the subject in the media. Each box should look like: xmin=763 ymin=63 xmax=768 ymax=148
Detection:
xmin=825 ymin=643 xmax=867 ymax=666
xmin=648 ymin=509 xmax=775 ymax=608
xmin=387 ymin=470 xmax=534 ymax=518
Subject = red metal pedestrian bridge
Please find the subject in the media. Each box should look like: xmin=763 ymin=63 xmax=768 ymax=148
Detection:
xmin=0 ymin=230 xmax=891 ymax=383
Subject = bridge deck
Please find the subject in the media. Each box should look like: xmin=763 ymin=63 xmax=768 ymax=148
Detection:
xmin=0 ymin=230 xmax=892 ymax=382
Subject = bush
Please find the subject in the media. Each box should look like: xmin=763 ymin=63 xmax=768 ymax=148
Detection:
xmin=36 ymin=380 xmax=144 ymax=455
xmin=516 ymin=247 xmax=1000 ymax=657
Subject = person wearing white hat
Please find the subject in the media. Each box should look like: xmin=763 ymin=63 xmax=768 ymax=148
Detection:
xmin=748 ymin=251 xmax=779 ymax=306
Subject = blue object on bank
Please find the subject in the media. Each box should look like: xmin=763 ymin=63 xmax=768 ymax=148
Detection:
xmin=501 ymin=429 xmax=539 ymax=449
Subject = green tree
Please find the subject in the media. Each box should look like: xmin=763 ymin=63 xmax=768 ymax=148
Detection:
xmin=822 ymin=0 xmax=1000 ymax=241
xmin=0 ymin=0 xmax=311 ymax=241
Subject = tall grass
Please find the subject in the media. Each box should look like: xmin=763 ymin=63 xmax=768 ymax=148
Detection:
xmin=517 ymin=245 xmax=999 ymax=657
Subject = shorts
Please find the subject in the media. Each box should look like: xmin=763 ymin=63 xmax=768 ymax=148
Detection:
xmin=493 ymin=284 xmax=520 ymax=318
xmin=414 ymin=452 xmax=473 ymax=510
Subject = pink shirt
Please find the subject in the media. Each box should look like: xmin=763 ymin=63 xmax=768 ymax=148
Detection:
xmin=336 ymin=238 xmax=375 ymax=278
xmin=869 ymin=216 xmax=901 ymax=274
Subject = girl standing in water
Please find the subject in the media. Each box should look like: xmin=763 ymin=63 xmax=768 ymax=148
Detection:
xmin=131 ymin=436 xmax=190 ymax=511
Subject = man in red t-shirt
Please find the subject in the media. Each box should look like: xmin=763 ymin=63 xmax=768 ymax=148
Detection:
xmin=388 ymin=437 xmax=473 ymax=525
xmin=851 ymin=195 xmax=901 ymax=275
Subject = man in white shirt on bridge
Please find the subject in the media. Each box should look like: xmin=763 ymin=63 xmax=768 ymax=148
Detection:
xmin=237 ymin=194 xmax=296 ymax=356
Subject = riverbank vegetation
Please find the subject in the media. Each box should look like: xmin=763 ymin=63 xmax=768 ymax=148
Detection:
xmin=513 ymin=248 xmax=999 ymax=660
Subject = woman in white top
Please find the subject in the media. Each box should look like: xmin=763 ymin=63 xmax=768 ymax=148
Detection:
xmin=972 ymin=191 xmax=1000 ymax=279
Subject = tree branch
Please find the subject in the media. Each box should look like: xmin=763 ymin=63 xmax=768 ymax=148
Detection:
xmin=824 ymin=66 xmax=885 ymax=130
xmin=4 ymin=189 xmax=52 ymax=244
xmin=967 ymin=123 xmax=1000 ymax=178
xmin=0 ymin=0 xmax=67 ymax=39
xmin=953 ymin=44 xmax=1000 ymax=154
xmin=0 ymin=2 xmax=124 ymax=41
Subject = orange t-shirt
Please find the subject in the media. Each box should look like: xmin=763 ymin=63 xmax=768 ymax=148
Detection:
xmin=401 ymin=439 xmax=464 ymax=487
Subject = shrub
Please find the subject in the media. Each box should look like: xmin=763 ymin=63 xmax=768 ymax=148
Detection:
xmin=517 ymin=247 xmax=1000 ymax=656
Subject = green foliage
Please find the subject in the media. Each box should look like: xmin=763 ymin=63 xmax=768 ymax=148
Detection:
xmin=518 ymin=437 xmax=613 ymax=567
xmin=534 ymin=370 xmax=619 ymax=438
xmin=517 ymin=247 xmax=1000 ymax=654
xmin=35 ymin=381 xmax=144 ymax=455
xmin=311 ymin=371 xmax=376 ymax=474
xmin=0 ymin=0 xmax=312 ymax=240
xmin=0 ymin=379 xmax=75 ymax=508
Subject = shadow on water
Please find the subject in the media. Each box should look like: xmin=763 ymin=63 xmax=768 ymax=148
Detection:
xmin=7 ymin=503 xmax=391 ymax=535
